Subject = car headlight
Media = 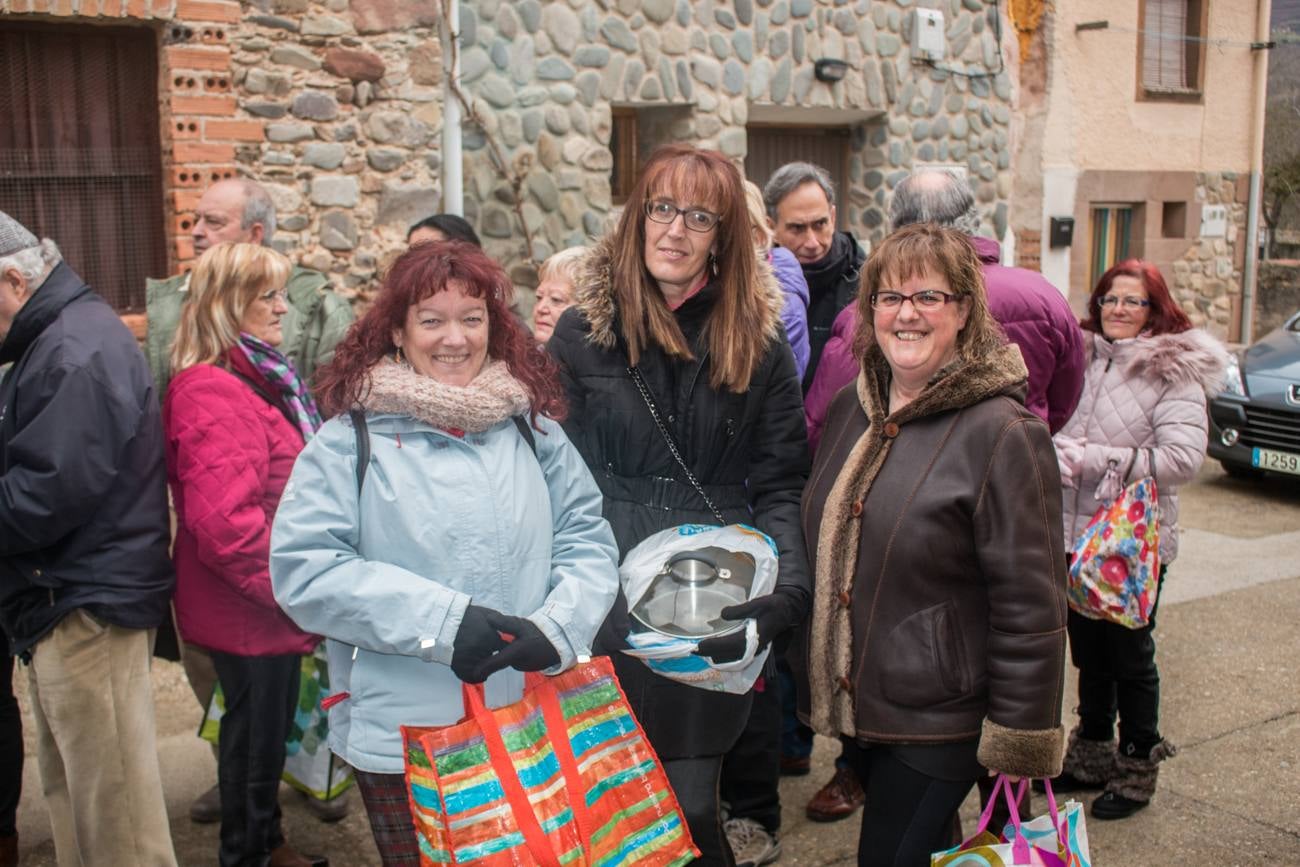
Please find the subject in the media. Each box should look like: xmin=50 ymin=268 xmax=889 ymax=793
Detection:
xmin=1220 ymin=353 xmax=1247 ymax=397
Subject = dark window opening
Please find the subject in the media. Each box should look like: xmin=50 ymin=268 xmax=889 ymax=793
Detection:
xmin=0 ymin=21 xmax=167 ymax=312
xmin=1161 ymin=201 xmax=1188 ymax=238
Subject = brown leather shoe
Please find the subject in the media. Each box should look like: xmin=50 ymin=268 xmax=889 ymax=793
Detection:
xmin=0 ymin=833 xmax=18 ymax=867
xmin=269 ymin=843 xmax=329 ymax=867
xmin=805 ymin=765 xmax=865 ymax=822
xmin=780 ymin=755 xmax=811 ymax=776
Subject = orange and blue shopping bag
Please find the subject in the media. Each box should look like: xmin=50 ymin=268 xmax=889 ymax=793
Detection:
xmin=401 ymin=656 xmax=699 ymax=866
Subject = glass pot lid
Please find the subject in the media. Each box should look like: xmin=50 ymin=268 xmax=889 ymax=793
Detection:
xmin=630 ymin=546 xmax=758 ymax=640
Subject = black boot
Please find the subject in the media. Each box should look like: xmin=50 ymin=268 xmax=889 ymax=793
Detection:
xmin=1091 ymin=739 xmax=1177 ymax=821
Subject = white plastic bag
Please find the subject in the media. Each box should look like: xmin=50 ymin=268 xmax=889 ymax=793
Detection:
xmin=620 ymin=523 xmax=779 ymax=694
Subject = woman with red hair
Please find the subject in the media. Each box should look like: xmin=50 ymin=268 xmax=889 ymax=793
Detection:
xmin=268 ymin=242 xmax=619 ymax=864
xmin=1051 ymin=260 xmax=1226 ymax=820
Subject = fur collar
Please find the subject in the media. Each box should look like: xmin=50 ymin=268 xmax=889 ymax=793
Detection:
xmin=807 ymin=341 xmax=1028 ymax=737
xmin=572 ymin=235 xmax=787 ymax=349
xmin=1087 ymin=329 xmax=1229 ymax=395
xmin=362 ymin=358 xmax=530 ymax=433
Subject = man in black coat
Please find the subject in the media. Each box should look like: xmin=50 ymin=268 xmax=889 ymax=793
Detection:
xmin=0 ymin=212 xmax=177 ymax=866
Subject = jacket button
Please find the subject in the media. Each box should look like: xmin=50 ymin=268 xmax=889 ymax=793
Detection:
xmin=33 ymin=569 xmax=41 ymax=578
xmin=837 ymin=590 xmax=851 ymax=608
xmin=837 ymin=676 xmax=852 ymax=693
xmin=884 ymin=422 xmax=900 ymax=438
xmin=850 ymin=500 xmax=863 ymax=517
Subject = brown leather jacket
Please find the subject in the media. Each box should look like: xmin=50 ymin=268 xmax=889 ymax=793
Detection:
xmin=800 ymin=343 xmax=1067 ymax=778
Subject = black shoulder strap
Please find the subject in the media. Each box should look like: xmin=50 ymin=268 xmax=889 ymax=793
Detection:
xmin=512 ymin=415 xmax=538 ymax=457
xmin=350 ymin=409 xmax=369 ymax=492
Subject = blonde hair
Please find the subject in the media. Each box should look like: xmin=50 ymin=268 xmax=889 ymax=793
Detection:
xmin=171 ymin=242 xmax=292 ymax=372
xmin=537 ymin=246 xmax=588 ymax=288
xmin=743 ymin=180 xmax=773 ymax=252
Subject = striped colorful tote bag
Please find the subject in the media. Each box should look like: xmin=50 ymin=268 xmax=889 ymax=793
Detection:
xmin=401 ymin=656 xmax=699 ymax=866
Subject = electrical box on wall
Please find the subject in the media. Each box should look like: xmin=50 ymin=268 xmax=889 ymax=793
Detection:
xmin=912 ymin=9 xmax=946 ymax=62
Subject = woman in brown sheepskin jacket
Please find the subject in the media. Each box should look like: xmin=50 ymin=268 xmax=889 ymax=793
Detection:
xmin=801 ymin=224 xmax=1068 ymax=866
xmin=1051 ymin=260 xmax=1227 ymax=820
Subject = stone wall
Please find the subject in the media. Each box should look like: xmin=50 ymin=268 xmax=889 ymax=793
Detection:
xmin=458 ymin=0 xmax=1020 ymax=278
xmin=1169 ymin=172 xmax=1248 ymax=340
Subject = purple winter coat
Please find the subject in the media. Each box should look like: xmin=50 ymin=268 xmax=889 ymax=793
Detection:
xmin=803 ymin=236 xmax=1086 ymax=452
xmin=770 ymin=246 xmax=811 ymax=380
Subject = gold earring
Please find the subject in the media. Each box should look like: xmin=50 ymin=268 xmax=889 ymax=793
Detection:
xmin=395 ymin=346 xmax=407 ymax=366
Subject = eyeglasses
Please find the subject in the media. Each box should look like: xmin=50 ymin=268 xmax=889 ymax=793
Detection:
xmin=870 ymin=290 xmax=961 ymax=311
xmin=1099 ymin=295 xmax=1150 ymax=309
xmin=644 ymin=199 xmax=721 ymax=233
xmin=257 ymin=289 xmax=289 ymax=304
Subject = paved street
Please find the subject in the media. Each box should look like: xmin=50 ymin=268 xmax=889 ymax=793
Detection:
xmin=12 ymin=463 xmax=1300 ymax=865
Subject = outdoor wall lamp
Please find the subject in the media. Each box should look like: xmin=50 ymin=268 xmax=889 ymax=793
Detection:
xmin=814 ymin=59 xmax=849 ymax=83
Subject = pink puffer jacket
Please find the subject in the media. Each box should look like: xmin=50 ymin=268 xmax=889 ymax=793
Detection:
xmin=1054 ymin=329 xmax=1228 ymax=564
xmin=164 ymin=363 xmax=320 ymax=656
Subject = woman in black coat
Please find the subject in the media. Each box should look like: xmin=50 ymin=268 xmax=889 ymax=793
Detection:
xmin=547 ymin=144 xmax=811 ymax=865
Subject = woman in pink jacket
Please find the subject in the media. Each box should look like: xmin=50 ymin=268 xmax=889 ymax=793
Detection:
xmin=164 ymin=242 xmax=326 ymax=867
xmin=1051 ymin=260 xmax=1226 ymax=821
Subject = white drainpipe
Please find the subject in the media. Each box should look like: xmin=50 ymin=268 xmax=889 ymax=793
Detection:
xmin=1241 ymin=0 xmax=1272 ymax=344
xmin=441 ymin=0 xmax=464 ymax=216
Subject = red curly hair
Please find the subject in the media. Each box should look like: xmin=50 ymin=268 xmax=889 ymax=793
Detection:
xmin=314 ymin=241 xmax=566 ymax=425
xmin=1081 ymin=259 xmax=1192 ymax=337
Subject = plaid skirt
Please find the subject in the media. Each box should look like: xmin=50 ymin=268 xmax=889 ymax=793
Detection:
xmin=352 ymin=768 xmax=420 ymax=866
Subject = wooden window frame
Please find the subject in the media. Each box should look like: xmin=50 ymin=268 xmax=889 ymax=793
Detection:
xmin=1089 ymin=203 xmax=1136 ymax=288
xmin=1136 ymin=0 xmax=1208 ymax=103
xmin=610 ymin=108 xmax=639 ymax=205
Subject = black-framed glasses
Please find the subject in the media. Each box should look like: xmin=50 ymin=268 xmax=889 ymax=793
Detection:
xmin=1098 ymin=295 xmax=1150 ymax=309
xmin=644 ymin=199 xmax=721 ymax=233
xmin=870 ymin=289 xmax=961 ymax=310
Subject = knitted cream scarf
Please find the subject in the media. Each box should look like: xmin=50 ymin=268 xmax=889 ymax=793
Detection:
xmin=362 ymin=357 xmax=530 ymax=433
xmin=806 ymin=342 xmax=1028 ymax=737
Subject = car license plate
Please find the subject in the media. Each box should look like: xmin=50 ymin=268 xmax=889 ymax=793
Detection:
xmin=1252 ymin=447 xmax=1300 ymax=476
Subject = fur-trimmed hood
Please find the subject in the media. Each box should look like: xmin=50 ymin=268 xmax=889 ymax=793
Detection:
xmin=571 ymin=235 xmax=787 ymax=349
xmin=1087 ymin=328 xmax=1229 ymax=395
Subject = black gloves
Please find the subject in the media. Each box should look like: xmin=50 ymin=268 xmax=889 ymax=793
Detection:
xmin=694 ymin=587 xmax=805 ymax=664
xmin=450 ymin=604 xmax=562 ymax=683
xmin=474 ymin=610 xmax=562 ymax=679
xmin=451 ymin=604 xmax=510 ymax=683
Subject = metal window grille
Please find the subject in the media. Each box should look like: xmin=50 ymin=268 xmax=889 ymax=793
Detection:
xmin=0 ymin=21 xmax=167 ymax=312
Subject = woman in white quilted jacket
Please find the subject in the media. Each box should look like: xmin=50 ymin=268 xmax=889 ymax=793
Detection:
xmin=1050 ymin=259 xmax=1227 ymax=820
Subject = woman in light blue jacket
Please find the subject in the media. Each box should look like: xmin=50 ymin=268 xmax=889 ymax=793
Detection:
xmin=270 ymin=242 xmax=619 ymax=865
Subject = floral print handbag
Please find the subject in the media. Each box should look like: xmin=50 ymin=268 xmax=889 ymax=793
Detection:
xmin=1066 ymin=450 xmax=1160 ymax=629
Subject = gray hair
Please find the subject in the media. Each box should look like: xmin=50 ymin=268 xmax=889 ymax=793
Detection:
xmin=0 ymin=238 xmax=63 ymax=288
xmin=235 ymin=179 xmax=276 ymax=245
xmin=889 ymin=170 xmax=981 ymax=235
xmin=763 ymin=162 xmax=836 ymax=219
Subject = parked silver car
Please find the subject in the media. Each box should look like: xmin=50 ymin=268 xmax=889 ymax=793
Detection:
xmin=1208 ymin=311 xmax=1300 ymax=479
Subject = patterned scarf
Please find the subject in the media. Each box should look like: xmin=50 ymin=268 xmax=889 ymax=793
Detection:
xmin=237 ymin=332 xmax=322 ymax=441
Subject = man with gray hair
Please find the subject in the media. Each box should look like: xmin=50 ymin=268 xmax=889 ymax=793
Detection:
xmin=146 ymin=177 xmax=354 ymax=398
xmin=0 ymin=211 xmax=178 ymax=865
xmin=805 ymin=170 xmax=1086 ymax=447
xmin=763 ymin=162 xmax=867 ymax=389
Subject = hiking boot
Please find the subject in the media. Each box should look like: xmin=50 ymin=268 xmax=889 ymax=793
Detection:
xmin=1035 ymin=728 xmax=1115 ymax=794
xmin=189 ymin=783 xmax=222 ymax=824
xmin=725 ymin=817 xmax=781 ymax=867
xmin=805 ymin=765 xmax=864 ymax=822
xmin=1091 ymin=739 xmax=1177 ymax=821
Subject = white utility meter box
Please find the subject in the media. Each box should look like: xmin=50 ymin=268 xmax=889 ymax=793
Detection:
xmin=913 ymin=9 xmax=945 ymax=61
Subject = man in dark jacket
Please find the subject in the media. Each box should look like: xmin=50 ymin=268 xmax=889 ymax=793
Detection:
xmin=0 ymin=212 xmax=177 ymax=865
xmin=763 ymin=162 xmax=868 ymax=390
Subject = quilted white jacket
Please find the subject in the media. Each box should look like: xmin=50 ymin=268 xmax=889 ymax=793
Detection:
xmin=1055 ymin=329 xmax=1228 ymax=564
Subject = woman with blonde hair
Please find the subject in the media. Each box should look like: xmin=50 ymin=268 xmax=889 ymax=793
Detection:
xmin=165 ymin=242 xmax=327 ymax=867
xmin=547 ymin=145 xmax=811 ymax=865
xmin=532 ymin=246 xmax=586 ymax=343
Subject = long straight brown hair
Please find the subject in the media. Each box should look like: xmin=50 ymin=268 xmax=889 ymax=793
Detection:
xmin=609 ymin=145 xmax=771 ymax=393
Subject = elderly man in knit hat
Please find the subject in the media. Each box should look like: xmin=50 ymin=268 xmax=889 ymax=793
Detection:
xmin=0 ymin=211 xmax=177 ymax=866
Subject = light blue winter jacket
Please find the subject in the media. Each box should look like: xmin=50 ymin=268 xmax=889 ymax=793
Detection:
xmin=270 ymin=410 xmax=619 ymax=774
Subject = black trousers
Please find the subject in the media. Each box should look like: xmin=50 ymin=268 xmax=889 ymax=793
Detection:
xmin=1067 ymin=566 xmax=1166 ymax=755
xmin=720 ymin=674 xmax=783 ymax=833
xmin=0 ymin=627 xmax=20 ymax=839
xmin=664 ymin=756 xmax=736 ymax=867
xmin=210 ymin=651 xmax=300 ymax=867
xmin=847 ymin=746 xmax=977 ymax=867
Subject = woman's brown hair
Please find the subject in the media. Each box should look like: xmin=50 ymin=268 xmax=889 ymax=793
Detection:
xmin=853 ymin=223 xmax=1005 ymax=363
xmin=608 ymin=144 xmax=772 ymax=393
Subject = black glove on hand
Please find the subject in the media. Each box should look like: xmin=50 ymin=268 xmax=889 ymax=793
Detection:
xmin=473 ymin=610 xmax=562 ymax=679
xmin=451 ymin=604 xmax=510 ymax=683
xmin=695 ymin=587 xmax=805 ymax=664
